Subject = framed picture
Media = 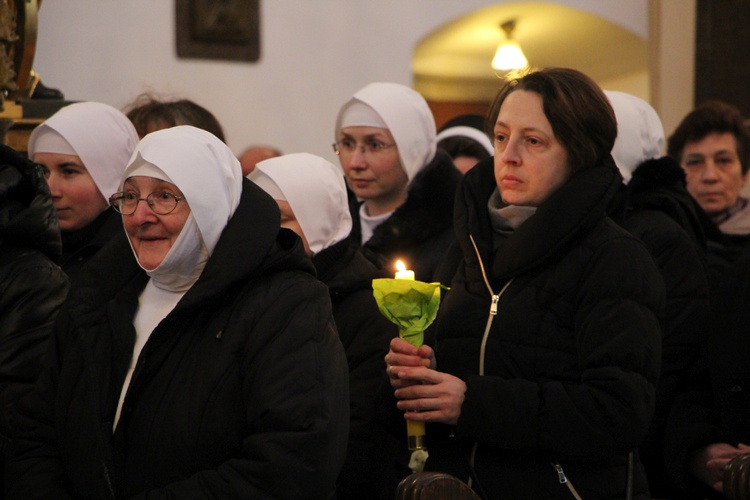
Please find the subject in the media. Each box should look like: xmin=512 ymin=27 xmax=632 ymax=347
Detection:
xmin=176 ymin=0 xmax=260 ymax=62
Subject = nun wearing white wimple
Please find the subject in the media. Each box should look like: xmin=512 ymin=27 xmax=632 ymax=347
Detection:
xmin=6 ymin=126 xmax=349 ymax=500
xmin=333 ymin=82 xmax=462 ymax=282
xmin=250 ymin=153 xmax=400 ymax=499
xmin=27 ymin=101 xmax=139 ymax=281
xmin=603 ymin=90 xmax=710 ymax=499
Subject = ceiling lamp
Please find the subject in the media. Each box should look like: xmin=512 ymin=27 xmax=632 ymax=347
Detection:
xmin=491 ymin=19 xmax=528 ymax=71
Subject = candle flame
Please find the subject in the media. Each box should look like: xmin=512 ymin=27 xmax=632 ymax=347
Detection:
xmin=396 ymin=260 xmax=406 ymax=272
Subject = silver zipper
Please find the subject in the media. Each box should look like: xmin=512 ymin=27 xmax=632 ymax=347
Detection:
xmin=553 ymin=462 xmax=568 ymax=484
xmin=552 ymin=462 xmax=583 ymax=500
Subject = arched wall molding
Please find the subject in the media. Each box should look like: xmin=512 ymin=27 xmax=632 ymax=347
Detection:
xmin=413 ymin=1 xmax=650 ymax=128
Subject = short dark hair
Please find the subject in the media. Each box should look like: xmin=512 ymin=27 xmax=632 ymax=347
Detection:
xmin=485 ymin=67 xmax=617 ymax=172
xmin=667 ymin=100 xmax=750 ymax=174
xmin=125 ymin=93 xmax=226 ymax=142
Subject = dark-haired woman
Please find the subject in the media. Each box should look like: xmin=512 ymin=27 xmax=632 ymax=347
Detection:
xmin=386 ymin=68 xmax=664 ymax=499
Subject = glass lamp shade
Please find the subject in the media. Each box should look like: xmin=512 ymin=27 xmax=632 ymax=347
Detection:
xmin=491 ymin=41 xmax=528 ymax=71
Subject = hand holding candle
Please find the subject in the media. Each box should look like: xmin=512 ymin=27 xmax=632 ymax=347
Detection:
xmin=372 ymin=260 xmax=447 ymax=458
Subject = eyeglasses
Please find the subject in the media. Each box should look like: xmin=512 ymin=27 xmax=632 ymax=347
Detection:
xmin=109 ymin=190 xmax=185 ymax=215
xmin=332 ymin=139 xmax=396 ymax=157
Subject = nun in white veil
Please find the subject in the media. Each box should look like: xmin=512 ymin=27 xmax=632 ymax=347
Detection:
xmin=333 ymin=82 xmax=462 ymax=282
xmin=7 ymin=126 xmax=350 ymax=499
xmin=250 ymin=152 xmax=400 ymax=499
xmin=604 ymin=90 xmax=711 ymax=499
xmin=27 ymin=101 xmax=139 ymax=279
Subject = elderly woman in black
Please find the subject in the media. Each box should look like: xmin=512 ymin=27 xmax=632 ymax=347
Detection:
xmin=385 ymin=68 xmax=664 ymax=499
xmin=7 ymin=126 xmax=349 ymax=499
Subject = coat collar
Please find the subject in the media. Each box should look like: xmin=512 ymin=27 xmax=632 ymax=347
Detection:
xmin=457 ymin=155 xmax=622 ymax=281
xmin=610 ymin=156 xmax=710 ymax=247
xmin=360 ymin=149 xmax=461 ymax=250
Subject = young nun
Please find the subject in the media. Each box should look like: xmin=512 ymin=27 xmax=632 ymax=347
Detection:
xmin=250 ymin=153 xmax=401 ymax=499
xmin=333 ymin=82 xmax=462 ymax=282
xmin=27 ymin=101 xmax=139 ymax=281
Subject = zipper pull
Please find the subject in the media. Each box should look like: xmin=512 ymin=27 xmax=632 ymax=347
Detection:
xmin=490 ymin=294 xmax=499 ymax=316
xmin=553 ymin=462 xmax=568 ymax=484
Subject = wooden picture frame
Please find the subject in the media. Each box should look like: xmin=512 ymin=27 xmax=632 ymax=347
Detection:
xmin=176 ymin=0 xmax=260 ymax=62
xmin=695 ymin=0 xmax=750 ymax=117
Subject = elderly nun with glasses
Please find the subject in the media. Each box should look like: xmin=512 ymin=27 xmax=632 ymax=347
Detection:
xmin=333 ymin=82 xmax=462 ymax=283
xmin=6 ymin=126 xmax=349 ymax=499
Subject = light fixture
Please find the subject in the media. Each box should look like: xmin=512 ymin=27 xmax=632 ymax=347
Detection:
xmin=491 ymin=19 xmax=528 ymax=71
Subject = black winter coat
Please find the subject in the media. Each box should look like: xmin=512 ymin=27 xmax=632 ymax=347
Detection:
xmin=60 ymin=207 xmax=122 ymax=284
xmin=6 ymin=180 xmax=350 ymax=500
xmin=313 ymin=241 xmax=400 ymax=500
xmin=608 ymin=157 xmax=710 ymax=498
xmin=0 ymin=145 xmax=68 ymax=490
xmin=665 ymin=249 xmax=750 ymax=500
xmin=350 ymin=150 xmax=461 ymax=283
xmin=427 ymin=157 xmax=664 ymax=499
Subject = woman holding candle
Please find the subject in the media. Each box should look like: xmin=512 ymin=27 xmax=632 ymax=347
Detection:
xmin=385 ymin=68 xmax=664 ymax=499
xmin=7 ymin=126 xmax=349 ymax=499
xmin=333 ymin=82 xmax=462 ymax=282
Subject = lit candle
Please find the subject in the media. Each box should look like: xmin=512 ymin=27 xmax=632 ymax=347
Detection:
xmin=394 ymin=260 xmax=415 ymax=280
xmin=389 ymin=259 xmax=425 ymax=451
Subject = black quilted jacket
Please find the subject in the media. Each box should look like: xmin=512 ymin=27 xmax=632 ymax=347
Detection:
xmin=7 ymin=180 xmax=349 ymax=499
xmin=426 ymin=156 xmax=664 ymax=499
xmin=0 ymin=145 xmax=68 ymax=493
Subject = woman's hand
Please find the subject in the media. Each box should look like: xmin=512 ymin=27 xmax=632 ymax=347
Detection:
xmin=384 ymin=337 xmax=435 ymax=389
xmin=394 ymin=367 xmax=466 ymax=425
xmin=690 ymin=442 xmax=747 ymax=492
xmin=385 ymin=338 xmax=466 ymax=426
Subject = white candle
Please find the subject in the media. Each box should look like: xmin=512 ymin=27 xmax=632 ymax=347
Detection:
xmin=395 ymin=260 xmax=415 ymax=280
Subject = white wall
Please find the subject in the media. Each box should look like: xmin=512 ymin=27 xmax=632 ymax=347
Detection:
xmin=33 ymin=0 xmax=649 ymax=162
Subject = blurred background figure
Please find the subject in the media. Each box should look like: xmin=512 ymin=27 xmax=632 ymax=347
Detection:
xmin=667 ymin=100 xmax=750 ymax=285
xmin=605 ymin=89 xmax=710 ymax=499
xmin=250 ymin=152 xmax=399 ymax=499
xmin=125 ymin=92 xmax=226 ymax=142
xmin=436 ymin=113 xmax=494 ymax=174
xmin=238 ymin=145 xmax=282 ymax=176
xmin=27 ymin=101 xmax=139 ymax=282
xmin=668 ymin=100 xmax=750 ymax=236
xmin=0 ymin=144 xmax=68 ymax=493
xmin=664 ymin=100 xmax=750 ymax=499
xmin=333 ymin=82 xmax=461 ymax=282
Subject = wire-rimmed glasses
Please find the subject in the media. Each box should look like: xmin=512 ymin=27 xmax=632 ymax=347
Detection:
xmin=332 ymin=138 xmax=396 ymax=157
xmin=109 ymin=191 xmax=185 ymax=215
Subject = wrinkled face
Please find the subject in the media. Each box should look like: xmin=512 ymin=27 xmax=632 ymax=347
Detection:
xmin=680 ymin=132 xmax=748 ymax=216
xmin=336 ymin=126 xmax=407 ymax=216
xmin=493 ymin=90 xmax=572 ymax=207
xmin=121 ymin=176 xmax=191 ymax=271
xmin=34 ymin=152 xmax=109 ymax=231
xmin=276 ymin=199 xmax=310 ymax=256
